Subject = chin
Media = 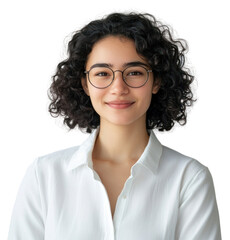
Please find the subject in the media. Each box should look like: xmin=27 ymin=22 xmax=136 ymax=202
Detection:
xmin=101 ymin=115 xmax=145 ymax=128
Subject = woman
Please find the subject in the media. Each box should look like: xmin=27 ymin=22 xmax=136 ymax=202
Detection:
xmin=8 ymin=13 xmax=221 ymax=239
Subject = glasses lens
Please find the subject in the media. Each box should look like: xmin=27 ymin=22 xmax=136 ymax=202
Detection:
xmin=88 ymin=67 xmax=113 ymax=88
xmin=123 ymin=66 xmax=148 ymax=87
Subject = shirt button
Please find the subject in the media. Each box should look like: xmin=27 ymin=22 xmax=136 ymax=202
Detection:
xmin=123 ymin=195 xmax=127 ymax=199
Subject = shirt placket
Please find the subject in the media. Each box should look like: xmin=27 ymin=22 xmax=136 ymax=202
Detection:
xmin=113 ymin=175 xmax=134 ymax=240
xmin=92 ymin=167 xmax=134 ymax=240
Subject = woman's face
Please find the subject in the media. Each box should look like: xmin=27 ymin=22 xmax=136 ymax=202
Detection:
xmin=82 ymin=35 xmax=159 ymax=128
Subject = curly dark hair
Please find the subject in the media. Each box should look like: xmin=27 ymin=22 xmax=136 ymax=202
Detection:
xmin=48 ymin=12 xmax=195 ymax=133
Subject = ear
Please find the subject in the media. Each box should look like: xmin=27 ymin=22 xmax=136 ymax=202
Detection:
xmin=152 ymin=78 xmax=161 ymax=94
xmin=81 ymin=77 xmax=90 ymax=96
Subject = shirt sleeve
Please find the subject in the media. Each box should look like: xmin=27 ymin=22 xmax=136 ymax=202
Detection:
xmin=8 ymin=159 xmax=45 ymax=240
xmin=175 ymin=167 xmax=221 ymax=240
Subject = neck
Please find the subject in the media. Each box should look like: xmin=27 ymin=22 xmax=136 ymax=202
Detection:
xmin=93 ymin=121 xmax=150 ymax=165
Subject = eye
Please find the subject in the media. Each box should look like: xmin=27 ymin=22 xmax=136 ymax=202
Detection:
xmin=96 ymin=72 xmax=109 ymax=77
xmin=124 ymin=66 xmax=146 ymax=78
xmin=90 ymin=67 xmax=112 ymax=78
xmin=127 ymin=71 xmax=143 ymax=76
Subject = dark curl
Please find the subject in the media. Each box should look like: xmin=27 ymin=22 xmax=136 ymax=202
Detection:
xmin=48 ymin=12 xmax=196 ymax=133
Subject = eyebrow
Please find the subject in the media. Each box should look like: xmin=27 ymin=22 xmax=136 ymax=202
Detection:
xmin=89 ymin=61 xmax=149 ymax=70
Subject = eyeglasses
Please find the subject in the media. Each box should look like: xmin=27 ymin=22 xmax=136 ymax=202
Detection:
xmin=84 ymin=65 xmax=152 ymax=89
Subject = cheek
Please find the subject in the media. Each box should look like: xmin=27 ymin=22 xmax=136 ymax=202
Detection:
xmin=144 ymin=95 xmax=153 ymax=111
xmin=139 ymin=87 xmax=153 ymax=106
xmin=88 ymin=89 xmax=104 ymax=110
xmin=143 ymin=81 xmax=154 ymax=107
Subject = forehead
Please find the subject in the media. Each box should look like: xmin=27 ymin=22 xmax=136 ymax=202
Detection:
xmin=86 ymin=36 xmax=147 ymax=69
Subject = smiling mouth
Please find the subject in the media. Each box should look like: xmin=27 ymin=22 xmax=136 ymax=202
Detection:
xmin=106 ymin=101 xmax=135 ymax=109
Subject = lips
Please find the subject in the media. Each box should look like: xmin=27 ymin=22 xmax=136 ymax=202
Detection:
xmin=106 ymin=101 xmax=135 ymax=109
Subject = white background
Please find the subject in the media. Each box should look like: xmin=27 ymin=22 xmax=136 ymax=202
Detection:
xmin=1 ymin=0 xmax=229 ymax=239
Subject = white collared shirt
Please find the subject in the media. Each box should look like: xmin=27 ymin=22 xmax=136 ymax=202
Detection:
xmin=8 ymin=129 xmax=221 ymax=240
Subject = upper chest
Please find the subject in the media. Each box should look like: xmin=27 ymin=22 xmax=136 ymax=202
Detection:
xmin=93 ymin=160 xmax=132 ymax=185
xmin=44 ymin=157 xmax=180 ymax=240
xmin=92 ymin=160 xmax=133 ymax=217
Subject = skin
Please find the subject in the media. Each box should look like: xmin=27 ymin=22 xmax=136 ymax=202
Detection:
xmin=81 ymin=35 xmax=160 ymax=166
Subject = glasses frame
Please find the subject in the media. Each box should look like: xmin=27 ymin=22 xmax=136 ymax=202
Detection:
xmin=84 ymin=65 xmax=153 ymax=89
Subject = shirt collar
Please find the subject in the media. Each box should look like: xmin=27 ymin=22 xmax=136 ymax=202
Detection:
xmin=67 ymin=128 xmax=163 ymax=175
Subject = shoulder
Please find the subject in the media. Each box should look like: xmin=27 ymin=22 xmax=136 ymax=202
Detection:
xmin=160 ymin=145 xmax=210 ymax=189
xmin=158 ymin=146 xmax=216 ymax=205
xmin=161 ymin=145 xmax=207 ymax=172
xmin=31 ymin=145 xmax=80 ymax=175
xmin=29 ymin=131 xmax=97 ymax=176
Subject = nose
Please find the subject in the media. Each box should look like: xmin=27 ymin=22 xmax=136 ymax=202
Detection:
xmin=110 ymin=70 xmax=129 ymax=95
